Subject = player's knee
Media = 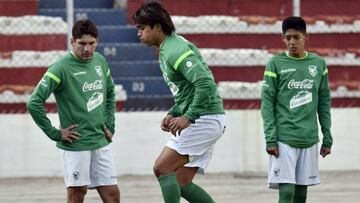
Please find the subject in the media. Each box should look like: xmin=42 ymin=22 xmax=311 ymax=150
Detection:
xmin=153 ymin=163 xmax=162 ymax=177
xmin=153 ymin=163 xmax=170 ymax=177
xmin=68 ymin=186 xmax=87 ymax=203
xmin=176 ymin=175 xmax=192 ymax=186
xmin=294 ymin=185 xmax=307 ymax=202
xmin=96 ymin=185 xmax=120 ymax=203
xmin=279 ymin=184 xmax=295 ymax=202
xmin=106 ymin=187 xmax=120 ymax=203
xmin=111 ymin=187 xmax=121 ymax=203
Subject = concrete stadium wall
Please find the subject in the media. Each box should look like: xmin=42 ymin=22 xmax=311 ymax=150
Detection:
xmin=0 ymin=109 xmax=359 ymax=178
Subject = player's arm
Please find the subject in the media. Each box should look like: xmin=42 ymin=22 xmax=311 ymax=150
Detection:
xmin=261 ymin=59 xmax=278 ymax=149
xmin=317 ymin=63 xmax=333 ymax=152
xmin=176 ymin=51 xmax=215 ymax=122
xmin=26 ymin=70 xmax=62 ymax=141
xmin=104 ymin=67 xmax=116 ymax=135
xmin=168 ymin=105 xmax=181 ymax=117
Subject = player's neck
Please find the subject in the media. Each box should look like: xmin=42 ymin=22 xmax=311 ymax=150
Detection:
xmin=287 ymin=50 xmax=307 ymax=59
xmin=156 ymin=33 xmax=168 ymax=48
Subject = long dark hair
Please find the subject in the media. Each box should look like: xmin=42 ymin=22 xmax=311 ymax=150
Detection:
xmin=132 ymin=1 xmax=175 ymax=36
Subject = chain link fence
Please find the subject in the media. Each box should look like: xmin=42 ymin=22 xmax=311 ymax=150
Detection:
xmin=1 ymin=0 xmax=360 ymax=113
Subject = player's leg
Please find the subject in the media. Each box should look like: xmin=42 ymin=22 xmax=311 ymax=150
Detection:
xmin=177 ymin=167 xmax=215 ymax=203
xmin=294 ymin=185 xmax=307 ymax=203
xmin=268 ymin=142 xmax=298 ymax=203
xmin=176 ymin=115 xmax=225 ymax=203
xmin=154 ymin=146 xmax=189 ymax=177
xmin=96 ymin=185 xmax=120 ymax=203
xmin=90 ymin=145 xmax=120 ymax=203
xmin=278 ymin=183 xmax=295 ymax=203
xmin=294 ymin=143 xmax=319 ymax=203
xmin=59 ymin=149 xmax=92 ymax=203
xmin=154 ymin=114 xmax=225 ymax=203
xmin=176 ymin=166 xmax=198 ymax=186
xmin=153 ymin=146 xmax=189 ymax=203
xmin=67 ymin=186 xmax=88 ymax=203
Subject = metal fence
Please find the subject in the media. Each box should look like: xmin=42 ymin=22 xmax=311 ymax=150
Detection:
xmin=1 ymin=0 xmax=360 ymax=113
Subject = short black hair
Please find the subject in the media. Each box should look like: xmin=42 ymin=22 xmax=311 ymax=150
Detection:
xmin=132 ymin=1 xmax=175 ymax=36
xmin=72 ymin=19 xmax=98 ymax=40
xmin=282 ymin=16 xmax=306 ymax=34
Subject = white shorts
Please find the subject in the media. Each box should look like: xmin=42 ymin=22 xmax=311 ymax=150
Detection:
xmin=59 ymin=144 xmax=118 ymax=188
xmin=166 ymin=114 xmax=226 ymax=174
xmin=268 ymin=142 xmax=320 ymax=189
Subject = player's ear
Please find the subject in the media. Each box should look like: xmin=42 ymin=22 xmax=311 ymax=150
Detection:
xmin=304 ymin=33 xmax=309 ymax=41
xmin=70 ymin=38 xmax=75 ymax=48
xmin=281 ymin=34 xmax=286 ymax=43
xmin=154 ymin=23 xmax=162 ymax=32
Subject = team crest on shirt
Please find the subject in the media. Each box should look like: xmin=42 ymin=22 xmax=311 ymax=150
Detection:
xmin=95 ymin=66 xmax=102 ymax=77
xmin=308 ymin=65 xmax=317 ymax=77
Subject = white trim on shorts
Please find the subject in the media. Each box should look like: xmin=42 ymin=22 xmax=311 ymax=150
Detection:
xmin=166 ymin=114 xmax=226 ymax=174
xmin=268 ymin=141 xmax=320 ymax=189
xmin=59 ymin=144 xmax=118 ymax=188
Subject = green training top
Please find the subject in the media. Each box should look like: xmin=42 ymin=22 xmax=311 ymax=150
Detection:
xmin=27 ymin=52 xmax=115 ymax=151
xmin=261 ymin=51 xmax=333 ymax=148
xmin=159 ymin=33 xmax=224 ymax=121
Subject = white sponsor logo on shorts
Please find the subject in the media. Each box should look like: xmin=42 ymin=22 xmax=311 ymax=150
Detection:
xmin=72 ymin=171 xmax=80 ymax=181
xmin=274 ymin=168 xmax=280 ymax=177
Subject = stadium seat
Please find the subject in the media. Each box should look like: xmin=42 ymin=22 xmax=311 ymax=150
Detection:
xmin=98 ymin=26 xmax=139 ymax=43
xmin=39 ymin=0 xmax=114 ymax=9
xmin=38 ymin=8 xmax=127 ymax=26
xmin=109 ymin=61 xmax=161 ymax=77
xmin=113 ymin=76 xmax=172 ymax=96
xmin=98 ymin=44 xmax=157 ymax=61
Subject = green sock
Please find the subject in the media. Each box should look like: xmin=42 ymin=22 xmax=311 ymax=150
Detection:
xmin=180 ymin=182 xmax=215 ymax=203
xmin=294 ymin=185 xmax=307 ymax=203
xmin=158 ymin=173 xmax=181 ymax=203
xmin=279 ymin=183 xmax=295 ymax=203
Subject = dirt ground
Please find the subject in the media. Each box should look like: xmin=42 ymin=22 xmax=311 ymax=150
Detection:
xmin=0 ymin=170 xmax=359 ymax=203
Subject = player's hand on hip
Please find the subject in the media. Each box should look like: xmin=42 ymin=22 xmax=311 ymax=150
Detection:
xmin=169 ymin=116 xmax=191 ymax=136
xmin=161 ymin=114 xmax=173 ymax=132
xmin=60 ymin=124 xmax=80 ymax=143
xmin=103 ymin=126 xmax=113 ymax=142
xmin=266 ymin=147 xmax=279 ymax=158
xmin=320 ymin=146 xmax=331 ymax=158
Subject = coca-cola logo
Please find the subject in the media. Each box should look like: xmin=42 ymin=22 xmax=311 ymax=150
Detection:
xmin=83 ymin=80 xmax=103 ymax=92
xmin=287 ymin=79 xmax=314 ymax=89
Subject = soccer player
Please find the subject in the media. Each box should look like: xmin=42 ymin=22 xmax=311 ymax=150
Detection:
xmin=27 ymin=19 xmax=120 ymax=203
xmin=132 ymin=2 xmax=226 ymax=203
xmin=261 ymin=16 xmax=333 ymax=203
